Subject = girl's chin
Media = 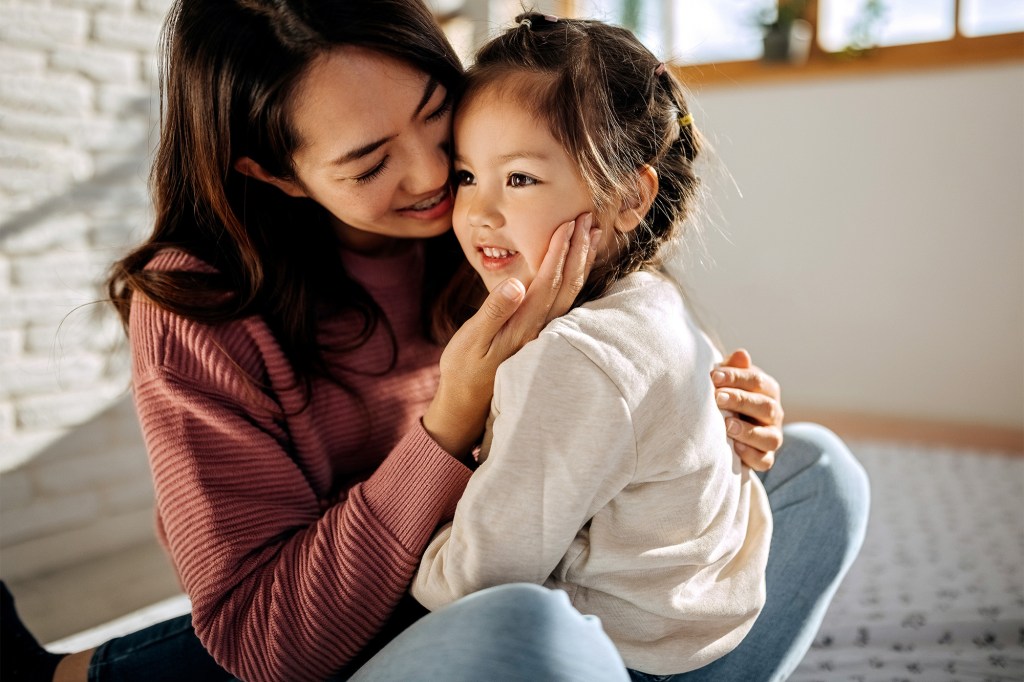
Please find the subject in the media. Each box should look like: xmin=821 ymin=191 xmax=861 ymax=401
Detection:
xmin=481 ymin=274 xmax=533 ymax=294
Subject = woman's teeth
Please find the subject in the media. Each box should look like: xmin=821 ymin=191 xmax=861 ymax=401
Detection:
xmin=408 ymin=191 xmax=445 ymax=211
xmin=482 ymin=247 xmax=517 ymax=258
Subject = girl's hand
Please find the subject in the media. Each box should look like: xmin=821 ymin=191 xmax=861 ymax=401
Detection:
xmin=711 ymin=349 xmax=784 ymax=472
xmin=423 ymin=213 xmax=599 ymax=458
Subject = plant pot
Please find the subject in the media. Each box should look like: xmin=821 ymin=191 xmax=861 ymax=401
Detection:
xmin=762 ymin=18 xmax=812 ymax=64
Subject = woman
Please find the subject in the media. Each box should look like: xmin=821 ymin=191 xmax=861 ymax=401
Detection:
xmin=3 ymin=1 xmax=868 ymax=681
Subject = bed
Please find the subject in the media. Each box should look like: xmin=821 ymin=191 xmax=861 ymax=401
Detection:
xmin=790 ymin=442 xmax=1023 ymax=681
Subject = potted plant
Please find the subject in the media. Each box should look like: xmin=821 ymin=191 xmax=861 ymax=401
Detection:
xmin=758 ymin=0 xmax=813 ymax=64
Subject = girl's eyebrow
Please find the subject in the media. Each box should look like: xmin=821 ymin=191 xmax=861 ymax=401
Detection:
xmin=331 ymin=78 xmax=441 ymax=167
xmin=452 ymin=150 xmax=550 ymax=165
xmin=497 ymin=150 xmax=550 ymax=163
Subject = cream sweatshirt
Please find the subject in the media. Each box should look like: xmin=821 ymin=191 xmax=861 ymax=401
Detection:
xmin=411 ymin=270 xmax=772 ymax=675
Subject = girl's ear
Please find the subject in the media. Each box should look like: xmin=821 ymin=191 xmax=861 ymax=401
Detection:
xmin=614 ymin=164 xmax=659 ymax=234
xmin=233 ymin=157 xmax=307 ymax=198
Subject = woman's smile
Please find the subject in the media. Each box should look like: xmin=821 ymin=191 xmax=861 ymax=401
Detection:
xmin=397 ymin=186 xmax=453 ymax=220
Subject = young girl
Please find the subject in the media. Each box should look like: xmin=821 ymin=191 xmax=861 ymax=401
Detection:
xmin=411 ymin=14 xmax=772 ymax=677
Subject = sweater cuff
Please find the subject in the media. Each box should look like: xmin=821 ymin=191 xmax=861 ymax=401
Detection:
xmin=359 ymin=420 xmax=472 ymax=552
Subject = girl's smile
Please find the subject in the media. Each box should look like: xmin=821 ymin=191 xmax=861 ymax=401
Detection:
xmin=451 ymin=83 xmax=600 ymax=292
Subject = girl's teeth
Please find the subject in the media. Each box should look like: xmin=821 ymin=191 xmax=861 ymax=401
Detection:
xmin=483 ymin=247 xmax=517 ymax=258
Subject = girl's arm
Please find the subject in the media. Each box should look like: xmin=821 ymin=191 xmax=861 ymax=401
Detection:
xmin=711 ymin=349 xmax=785 ymax=471
xmin=411 ymin=333 xmax=635 ymax=610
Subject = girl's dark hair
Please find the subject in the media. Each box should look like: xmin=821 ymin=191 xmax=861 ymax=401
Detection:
xmin=108 ymin=0 xmax=465 ymax=392
xmin=433 ymin=12 xmax=703 ymax=342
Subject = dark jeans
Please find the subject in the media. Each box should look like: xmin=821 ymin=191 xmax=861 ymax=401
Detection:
xmin=89 ymin=614 xmax=231 ymax=682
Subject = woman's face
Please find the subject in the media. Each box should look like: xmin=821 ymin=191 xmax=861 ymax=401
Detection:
xmin=281 ymin=46 xmax=455 ymax=254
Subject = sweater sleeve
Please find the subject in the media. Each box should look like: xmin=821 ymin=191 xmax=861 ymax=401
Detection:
xmin=135 ymin=362 xmax=470 ymax=682
xmin=410 ymin=332 xmax=637 ymax=610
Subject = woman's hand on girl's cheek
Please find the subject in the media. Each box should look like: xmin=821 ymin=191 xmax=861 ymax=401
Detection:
xmin=423 ymin=214 xmax=596 ymax=459
xmin=544 ymin=212 xmax=600 ymax=325
xmin=711 ymin=349 xmax=784 ymax=472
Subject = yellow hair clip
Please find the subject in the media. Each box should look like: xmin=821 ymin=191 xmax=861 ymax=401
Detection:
xmin=678 ymin=113 xmax=694 ymax=127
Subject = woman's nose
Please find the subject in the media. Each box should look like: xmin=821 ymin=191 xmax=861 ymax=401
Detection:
xmin=404 ymin=133 xmax=450 ymax=196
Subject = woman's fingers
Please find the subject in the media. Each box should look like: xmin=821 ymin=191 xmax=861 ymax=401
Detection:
xmin=725 ymin=418 xmax=783 ymax=471
xmin=721 ymin=348 xmax=752 ymax=369
xmin=715 ymin=389 xmax=784 ymax=428
xmin=497 ymin=220 xmax=575 ymax=349
xmin=712 ymin=349 xmax=784 ymax=470
xmin=464 ymin=277 xmax=527 ymax=348
xmin=711 ymin=366 xmax=781 ymax=402
xmin=733 ymin=440 xmax=777 ymax=472
xmin=546 ymin=213 xmax=598 ymax=324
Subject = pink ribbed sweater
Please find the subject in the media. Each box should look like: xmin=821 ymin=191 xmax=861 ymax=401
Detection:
xmin=129 ymin=247 xmax=471 ymax=682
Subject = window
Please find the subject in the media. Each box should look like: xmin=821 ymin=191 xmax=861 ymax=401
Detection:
xmin=959 ymin=0 xmax=1024 ymax=37
xmin=549 ymin=0 xmax=1024 ymax=86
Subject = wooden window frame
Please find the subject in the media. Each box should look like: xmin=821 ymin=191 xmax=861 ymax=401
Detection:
xmin=552 ymin=0 xmax=1023 ymax=88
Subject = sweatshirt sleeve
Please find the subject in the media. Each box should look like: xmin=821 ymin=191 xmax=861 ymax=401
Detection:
xmin=410 ymin=332 xmax=637 ymax=610
xmin=134 ymin=362 xmax=470 ymax=682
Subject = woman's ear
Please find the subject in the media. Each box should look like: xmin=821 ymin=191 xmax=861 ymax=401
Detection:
xmin=233 ymin=157 xmax=307 ymax=198
xmin=614 ymin=164 xmax=659 ymax=234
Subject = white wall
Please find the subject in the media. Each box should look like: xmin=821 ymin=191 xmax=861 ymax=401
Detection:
xmin=675 ymin=62 xmax=1024 ymax=430
xmin=1 ymin=0 xmax=167 ymax=579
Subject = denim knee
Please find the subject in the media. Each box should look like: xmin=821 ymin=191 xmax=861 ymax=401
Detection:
xmin=454 ymin=583 xmax=578 ymax=625
xmin=779 ymin=422 xmax=871 ymax=564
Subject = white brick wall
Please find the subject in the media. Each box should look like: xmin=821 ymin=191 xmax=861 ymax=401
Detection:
xmin=1 ymin=0 xmax=173 ymax=580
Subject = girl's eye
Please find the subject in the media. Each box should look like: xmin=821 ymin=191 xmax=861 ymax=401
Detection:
xmin=354 ymin=156 xmax=389 ymax=184
xmin=508 ymin=173 xmax=537 ymax=188
xmin=454 ymin=170 xmax=475 ymax=186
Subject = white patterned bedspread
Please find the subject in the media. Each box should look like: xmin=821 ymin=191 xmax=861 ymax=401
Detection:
xmin=790 ymin=442 xmax=1024 ymax=682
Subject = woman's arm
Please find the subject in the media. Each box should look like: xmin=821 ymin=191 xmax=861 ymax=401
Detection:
xmin=711 ymin=349 xmax=784 ymax=471
xmin=134 ymin=364 xmax=470 ymax=682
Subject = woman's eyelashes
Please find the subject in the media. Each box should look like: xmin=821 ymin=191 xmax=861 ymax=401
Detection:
xmin=352 ymin=94 xmax=450 ymax=185
xmin=353 ymin=156 xmax=390 ymax=184
xmin=426 ymin=95 xmax=453 ymax=123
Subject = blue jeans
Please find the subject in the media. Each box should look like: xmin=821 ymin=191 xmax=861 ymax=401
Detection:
xmin=348 ymin=583 xmax=629 ymax=681
xmin=90 ymin=423 xmax=869 ymax=681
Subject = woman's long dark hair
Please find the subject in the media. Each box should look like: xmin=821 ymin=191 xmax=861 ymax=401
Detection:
xmin=108 ymin=0 xmax=465 ymax=390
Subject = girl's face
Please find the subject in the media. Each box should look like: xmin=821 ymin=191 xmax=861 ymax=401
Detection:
xmin=451 ymin=88 xmax=601 ymax=292
xmin=280 ymin=47 xmax=455 ymax=254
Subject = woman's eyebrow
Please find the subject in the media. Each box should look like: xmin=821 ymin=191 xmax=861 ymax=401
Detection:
xmin=331 ymin=78 xmax=441 ymax=167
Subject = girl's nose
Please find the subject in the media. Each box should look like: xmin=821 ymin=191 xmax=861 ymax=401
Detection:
xmin=465 ymin=187 xmax=503 ymax=231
